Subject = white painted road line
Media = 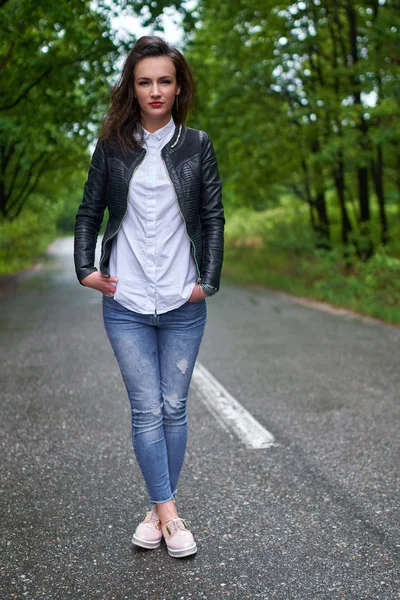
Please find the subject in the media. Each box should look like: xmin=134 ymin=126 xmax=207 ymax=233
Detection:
xmin=192 ymin=363 xmax=275 ymax=449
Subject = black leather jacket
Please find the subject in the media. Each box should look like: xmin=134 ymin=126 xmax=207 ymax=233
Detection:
xmin=74 ymin=124 xmax=224 ymax=293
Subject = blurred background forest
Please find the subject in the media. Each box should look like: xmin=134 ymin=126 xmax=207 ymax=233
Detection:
xmin=1 ymin=0 xmax=399 ymax=322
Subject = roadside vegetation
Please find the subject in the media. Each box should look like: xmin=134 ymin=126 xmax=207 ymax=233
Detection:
xmin=1 ymin=0 xmax=399 ymax=324
xmin=0 ymin=169 xmax=86 ymax=274
xmin=223 ymin=199 xmax=400 ymax=324
xmin=0 ymin=0 xmax=119 ymax=275
xmin=187 ymin=0 xmax=400 ymax=325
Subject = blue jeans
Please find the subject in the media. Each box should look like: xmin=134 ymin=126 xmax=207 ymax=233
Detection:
xmin=102 ymin=296 xmax=206 ymax=503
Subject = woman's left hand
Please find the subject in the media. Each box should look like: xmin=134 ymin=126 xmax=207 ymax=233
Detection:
xmin=188 ymin=283 xmax=208 ymax=302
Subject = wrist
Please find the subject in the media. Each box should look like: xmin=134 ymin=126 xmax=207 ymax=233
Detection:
xmin=199 ymin=282 xmax=218 ymax=297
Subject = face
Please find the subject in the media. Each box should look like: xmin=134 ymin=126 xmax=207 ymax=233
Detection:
xmin=134 ymin=56 xmax=181 ymax=131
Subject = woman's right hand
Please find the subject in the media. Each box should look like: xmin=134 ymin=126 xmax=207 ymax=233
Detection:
xmin=81 ymin=272 xmax=118 ymax=297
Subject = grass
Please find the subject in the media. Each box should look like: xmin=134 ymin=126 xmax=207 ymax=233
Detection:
xmin=0 ymin=211 xmax=56 ymax=276
xmin=223 ymin=203 xmax=400 ymax=325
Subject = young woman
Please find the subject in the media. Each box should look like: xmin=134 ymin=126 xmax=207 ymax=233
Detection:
xmin=74 ymin=36 xmax=224 ymax=558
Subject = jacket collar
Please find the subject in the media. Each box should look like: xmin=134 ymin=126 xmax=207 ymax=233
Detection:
xmin=109 ymin=123 xmax=185 ymax=170
xmin=163 ymin=124 xmax=185 ymax=154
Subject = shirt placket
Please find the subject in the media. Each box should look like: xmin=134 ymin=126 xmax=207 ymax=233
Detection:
xmin=146 ymin=137 xmax=158 ymax=312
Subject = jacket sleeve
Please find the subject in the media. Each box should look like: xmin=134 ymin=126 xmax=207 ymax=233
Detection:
xmin=199 ymin=132 xmax=225 ymax=293
xmin=74 ymin=138 xmax=108 ymax=284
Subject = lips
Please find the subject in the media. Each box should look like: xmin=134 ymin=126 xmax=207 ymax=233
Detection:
xmin=149 ymin=102 xmax=163 ymax=108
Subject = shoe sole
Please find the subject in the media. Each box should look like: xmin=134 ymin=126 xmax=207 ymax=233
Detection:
xmin=131 ymin=535 xmax=161 ymax=550
xmin=167 ymin=542 xmax=197 ymax=558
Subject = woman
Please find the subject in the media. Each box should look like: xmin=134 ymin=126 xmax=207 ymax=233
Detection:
xmin=74 ymin=36 xmax=224 ymax=558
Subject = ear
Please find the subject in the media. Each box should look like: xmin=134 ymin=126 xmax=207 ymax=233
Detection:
xmin=176 ymin=85 xmax=181 ymax=96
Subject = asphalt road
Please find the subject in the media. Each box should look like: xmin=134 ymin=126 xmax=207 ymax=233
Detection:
xmin=1 ymin=238 xmax=399 ymax=600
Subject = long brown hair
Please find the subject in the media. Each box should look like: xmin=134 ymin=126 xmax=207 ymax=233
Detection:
xmin=101 ymin=36 xmax=195 ymax=153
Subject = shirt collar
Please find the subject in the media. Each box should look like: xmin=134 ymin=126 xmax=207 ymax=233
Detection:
xmin=142 ymin=118 xmax=175 ymax=142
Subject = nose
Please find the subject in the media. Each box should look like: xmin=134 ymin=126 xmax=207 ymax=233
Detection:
xmin=151 ymin=84 xmax=161 ymax=98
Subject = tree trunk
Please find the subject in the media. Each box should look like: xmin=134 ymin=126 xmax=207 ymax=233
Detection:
xmin=314 ymin=191 xmax=331 ymax=249
xmin=0 ymin=180 xmax=6 ymax=217
xmin=371 ymin=145 xmax=389 ymax=245
xmin=308 ymin=201 xmax=316 ymax=232
xmin=347 ymin=0 xmax=373 ymax=259
xmin=0 ymin=142 xmax=6 ymax=217
xmin=301 ymin=158 xmax=318 ymax=233
xmin=397 ymin=156 xmax=400 ymax=209
xmin=357 ymin=158 xmax=370 ymax=225
xmin=333 ymin=153 xmax=353 ymax=246
xmin=310 ymin=140 xmax=331 ymax=248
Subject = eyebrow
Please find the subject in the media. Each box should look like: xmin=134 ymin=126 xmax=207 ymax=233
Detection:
xmin=136 ymin=75 xmax=174 ymax=80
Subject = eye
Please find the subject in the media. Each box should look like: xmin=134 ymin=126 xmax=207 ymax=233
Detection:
xmin=161 ymin=79 xmax=172 ymax=84
xmin=138 ymin=81 xmax=149 ymax=86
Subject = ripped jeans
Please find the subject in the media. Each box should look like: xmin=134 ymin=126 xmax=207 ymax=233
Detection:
xmin=102 ymin=296 xmax=206 ymax=503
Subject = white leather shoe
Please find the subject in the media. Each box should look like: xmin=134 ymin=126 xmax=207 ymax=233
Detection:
xmin=162 ymin=517 xmax=197 ymax=558
xmin=132 ymin=506 xmax=162 ymax=550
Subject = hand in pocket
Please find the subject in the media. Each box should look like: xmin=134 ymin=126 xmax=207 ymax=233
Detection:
xmin=188 ymin=284 xmax=208 ymax=302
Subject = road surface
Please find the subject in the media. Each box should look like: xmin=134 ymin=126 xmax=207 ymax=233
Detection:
xmin=1 ymin=238 xmax=399 ymax=599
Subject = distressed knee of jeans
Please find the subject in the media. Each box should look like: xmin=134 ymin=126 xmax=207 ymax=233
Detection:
xmin=131 ymin=404 xmax=161 ymax=416
xmin=176 ymin=359 xmax=189 ymax=374
xmin=150 ymin=403 xmax=162 ymax=416
xmin=164 ymin=393 xmax=186 ymax=421
xmin=164 ymin=392 xmax=180 ymax=408
xmin=131 ymin=406 xmax=162 ymax=431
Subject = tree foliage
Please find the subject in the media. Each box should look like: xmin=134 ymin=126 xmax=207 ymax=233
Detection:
xmin=184 ymin=0 xmax=400 ymax=257
xmin=1 ymin=0 xmax=399 ymax=267
xmin=0 ymin=0 xmax=119 ymax=220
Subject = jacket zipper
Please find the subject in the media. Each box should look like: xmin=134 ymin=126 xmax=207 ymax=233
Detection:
xmin=163 ymin=158 xmax=201 ymax=283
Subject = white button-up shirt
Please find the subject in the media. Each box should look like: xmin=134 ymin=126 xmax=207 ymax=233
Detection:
xmin=109 ymin=118 xmax=198 ymax=315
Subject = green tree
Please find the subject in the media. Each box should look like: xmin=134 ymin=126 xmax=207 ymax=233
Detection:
xmin=0 ymin=0 xmax=118 ymax=220
xmin=183 ymin=0 xmax=400 ymax=256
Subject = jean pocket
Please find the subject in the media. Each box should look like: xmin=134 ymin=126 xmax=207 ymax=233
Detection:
xmin=186 ymin=298 xmax=206 ymax=304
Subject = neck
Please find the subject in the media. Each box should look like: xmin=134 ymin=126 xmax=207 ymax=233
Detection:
xmin=141 ymin=114 xmax=172 ymax=134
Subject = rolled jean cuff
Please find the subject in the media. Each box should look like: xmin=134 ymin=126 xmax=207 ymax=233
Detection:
xmin=150 ymin=493 xmax=176 ymax=504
